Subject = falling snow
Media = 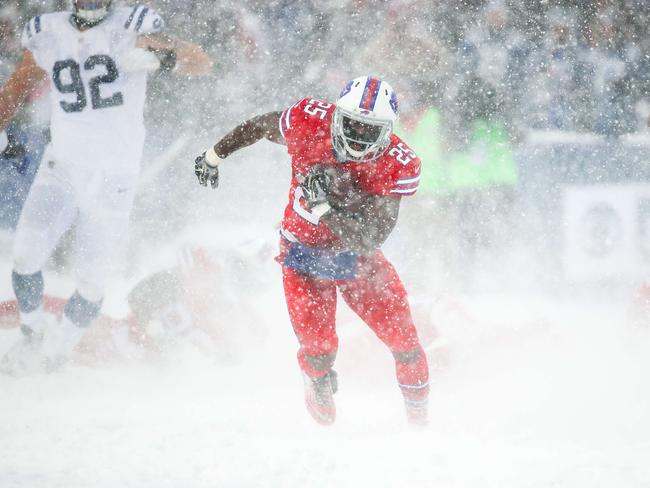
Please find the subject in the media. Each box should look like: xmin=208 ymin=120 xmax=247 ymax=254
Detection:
xmin=2 ymin=1 xmax=650 ymax=487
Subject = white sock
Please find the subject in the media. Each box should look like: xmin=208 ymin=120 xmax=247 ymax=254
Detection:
xmin=20 ymin=306 xmax=44 ymax=334
xmin=44 ymin=315 xmax=87 ymax=358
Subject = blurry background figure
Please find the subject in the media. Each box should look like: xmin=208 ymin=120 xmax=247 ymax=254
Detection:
xmin=452 ymin=0 xmax=530 ymax=140
xmin=525 ymin=6 xmax=588 ymax=131
xmin=398 ymin=73 xmax=517 ymax=294
xmin=0 ymin=5 xmax=19 ymax=73
xmin=393 ymin=90 xmax=445 ymax=292
xmin=0 ymin=4 xmax=48 ymax=230
xmin=442 ymin=75 xmax=517 ymax=292
xmin=0 ymin=230 xmax=274 ymax=366
xmin=578 ymin=5 xmax=639 ymax=137
xmin=352 ymin=1 xmax=451 ymax=108
xmin=118 ymin=232 xmax=273 ymax=364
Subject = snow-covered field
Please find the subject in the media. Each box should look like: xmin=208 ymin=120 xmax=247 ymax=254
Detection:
xmin=1 ymin=146 xmax=649 ymax=487
xmin=1 ymin=276 xmax=649 ymax=487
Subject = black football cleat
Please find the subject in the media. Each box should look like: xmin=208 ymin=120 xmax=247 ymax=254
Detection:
xmin=303 ymin=369 xmax=338 ymax=426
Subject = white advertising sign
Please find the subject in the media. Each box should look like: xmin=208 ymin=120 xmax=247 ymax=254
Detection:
xmin=563 ymin=184 xmax=650 ymax=281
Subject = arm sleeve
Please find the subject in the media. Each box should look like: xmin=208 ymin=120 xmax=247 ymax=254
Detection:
xmin=124 ymin=5 xmax=164 ymax=34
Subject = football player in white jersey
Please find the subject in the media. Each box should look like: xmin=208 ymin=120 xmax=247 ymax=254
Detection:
xmin=0 ymin=0 xmax=210 ymax=373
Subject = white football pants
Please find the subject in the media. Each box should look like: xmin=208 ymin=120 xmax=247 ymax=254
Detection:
xmin=12 ymin=162 xmax=136 ymax=302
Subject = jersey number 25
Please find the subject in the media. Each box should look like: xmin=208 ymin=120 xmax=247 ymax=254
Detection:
xmin=388 ymin=142 xmax=416 ymax=166
xmin=303 ymin=100 xmax=332 ymax=120
xmin=53 ymin=55 xmax=124 ymax=113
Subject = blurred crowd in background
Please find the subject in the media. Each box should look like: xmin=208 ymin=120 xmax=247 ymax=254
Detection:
xmin=2 ymin=1 xmax=648 ymax=138
xmin=2 ymin=0 xmax=650 ymax=292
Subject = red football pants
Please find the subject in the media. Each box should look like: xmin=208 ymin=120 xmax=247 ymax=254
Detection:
xmin=282 ymin=250 xmax=429 ymax=402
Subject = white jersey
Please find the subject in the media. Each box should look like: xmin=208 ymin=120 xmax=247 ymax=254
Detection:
xmin=21 ymin=6 xmax=164 ymax=176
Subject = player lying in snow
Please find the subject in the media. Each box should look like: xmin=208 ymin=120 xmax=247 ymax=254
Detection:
xmin=0 ymin=296 xmax=131 ymax=365
xmin=0 ymin=243 xmax=269 ymax=370
xmin=194 ymin=76 xmax=430 ymax=426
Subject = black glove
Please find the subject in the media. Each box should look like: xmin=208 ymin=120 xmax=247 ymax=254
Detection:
xmin=147 ymin=47 xmax=177 ymax=72
xmin=0 ymin=132 xmax=26 ymax=161
xmin=300 ymin=168 xmax=332 ymax=207
xmin=195 ymin=153 xmax=219 ymax=189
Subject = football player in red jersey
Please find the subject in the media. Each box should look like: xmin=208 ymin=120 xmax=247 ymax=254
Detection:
xmin=194 ymin=76 xmax=429 ymax=426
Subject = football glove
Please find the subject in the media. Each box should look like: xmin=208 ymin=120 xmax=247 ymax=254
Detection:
xmin=1 ymin=132 xmax=27 ymax=172
xmin=195 ymin=153 xmax=219 ymax=189
xmin=301 ymin=169 xmax=332 ymax=208
xmin=148 ymin=47 xmax=177 ymax=72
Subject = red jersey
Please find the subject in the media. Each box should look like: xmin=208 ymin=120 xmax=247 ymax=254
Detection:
xmin=279 ymin=97 xmax=421 ymax=248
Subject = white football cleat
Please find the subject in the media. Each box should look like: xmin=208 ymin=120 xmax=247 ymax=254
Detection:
xmin=0 ymin=325 xmax=45 ymax=376
xmin=405 ymin=398 xmax=429 ymax=427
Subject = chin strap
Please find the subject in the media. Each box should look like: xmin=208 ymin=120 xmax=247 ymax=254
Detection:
xmin=69 ymin=12 xmax=107 ymax=30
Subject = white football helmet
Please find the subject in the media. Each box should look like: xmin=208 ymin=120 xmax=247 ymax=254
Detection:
xmin=332 ymin=76 xmax=399 ymax=163
xmin=71 ymin=0 xmax=113 ymax=24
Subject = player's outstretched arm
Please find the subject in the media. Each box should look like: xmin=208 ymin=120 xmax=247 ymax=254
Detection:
xmin=213 ymin=111 xmax=285 ymax=158
xmin=0 ymin=50 xmax=47 ymax=132
xmin=136 ymin=33 xmax=211 ymax=76
xmin=194 ymin=112 xmax=284 ymax=189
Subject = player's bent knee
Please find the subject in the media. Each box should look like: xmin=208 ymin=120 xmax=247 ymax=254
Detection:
xmin=13 ymin=241 xmax=49 ymax=276
xmin=13 ymin=230 xmax=53 ymax=275
xmin=392 ymin=349 xmax=421 ymax=364
xmin=305 ymin=352 xmax=336 ymax=372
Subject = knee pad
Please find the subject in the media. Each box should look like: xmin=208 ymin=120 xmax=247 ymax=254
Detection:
xmin=12 ymin=270 xmax=44 ymax=313
xmin=392 ymin=348 xmax=421 ymax=364
xmin=64 ymin=291 xmax=103 ymax=328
